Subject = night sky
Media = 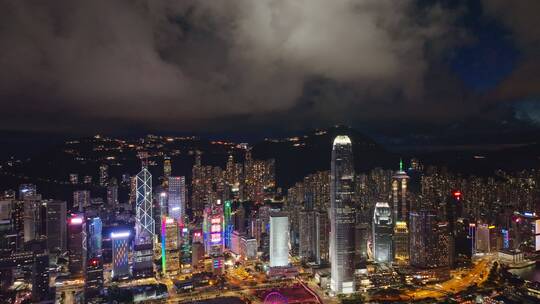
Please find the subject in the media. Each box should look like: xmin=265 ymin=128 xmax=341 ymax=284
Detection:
xmin=0 ymin=0 xmax=539 ymax=142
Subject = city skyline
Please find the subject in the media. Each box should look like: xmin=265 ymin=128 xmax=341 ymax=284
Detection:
xmin=1 ymin=1 xmax=540 ymax=303
xmin=1 ymin=133 xmax=540 ymax=303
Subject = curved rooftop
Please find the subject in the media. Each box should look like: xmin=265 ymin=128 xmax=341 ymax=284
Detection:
xmin=333 ymin=135 xmax=352 ymax=146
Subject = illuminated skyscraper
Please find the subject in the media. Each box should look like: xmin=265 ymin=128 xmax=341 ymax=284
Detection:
xmin=24 ymin=199 xmax=45 ymax=243
xmin=99 ymin=164 xmax=109 ymax=187
xmin=410 ymin=211 xmax=453 ymax=269
xmin=86 ymin=217 xmax=102 ymax=260
xmin=162 ymin=217 xmax=180 ymax=276
xmin=84 ymin=217 xmax=103 ymax=301
xmin=45 ymin=200 xmax=66 ymax=254
xmin=391 ymin=159 xmax=409 ymax=223
xmin=10 ymin=200 xmax=24 ymax=250
xmin=163 ymin=156 xmax=172 ymax=179
xmin=191 ymin=152 xmax=205 ymax=214
xmin=68 ymin=214 xmax=85 ymax=277
xmin=330 ymin=135 xmax=356 ymax=294
xmin=475 ymin=224 xmax=490 ymax=253
xmin=107 ymin=183 xmax=119 ymax=208
xmin=447 ymin=190 xmax=462 ymax=237
xmin=111 ymin=231 xmax=130 ymax=279
xmin=393 ymin=221 xmax=409 ymax=265
xmin=168 ymin=176 xmax=186 ymax=225
xmin=269 ymin=212 xmax=289 ymax=267
xmin=73 ymin=190 xmax=90 ymax=212
xmin=203 ymin=201 xmax=224 ymax=256
xmin=157 ymin=192 xmax=168 ymax=239
xmin=32 ymin=251 xmax=51 ymax=302
xmin=373 ymin=202 xmax=393 ymax=263
xmin=224 ymin=200 xmax=233 ymax=248
xmin=129 ymin=176 xmax=137 ymax=207
xmin=134 ymin=159 xmax=155 ymax=278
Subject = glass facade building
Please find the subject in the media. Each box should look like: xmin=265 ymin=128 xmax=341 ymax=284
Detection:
xmin=111 ymin=231 xmax=130 ymax=279
xmin=330 ymin=135 xmax=356 ymax=294
xmin=269 ymin=212 xmax=289 ymax=267
xmin=373 ymin=202 xmax=393 ymax=263
xmin=168 ymin=176 xmax=186 ymax=225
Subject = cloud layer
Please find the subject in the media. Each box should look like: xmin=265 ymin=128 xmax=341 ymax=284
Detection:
xmin=0 ymin=0 xmax=537 ymax=135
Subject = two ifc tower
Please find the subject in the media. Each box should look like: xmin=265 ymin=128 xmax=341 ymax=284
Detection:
xmin=330 ymin=134 xmax=409 ymax=295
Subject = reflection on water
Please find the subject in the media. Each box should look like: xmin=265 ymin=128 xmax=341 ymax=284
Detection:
xmin=509 ymin=264 xmax=540 ymax=282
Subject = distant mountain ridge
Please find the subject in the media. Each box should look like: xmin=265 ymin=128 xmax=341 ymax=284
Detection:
xmin=252 ymin=125 xmax=397 ymax=188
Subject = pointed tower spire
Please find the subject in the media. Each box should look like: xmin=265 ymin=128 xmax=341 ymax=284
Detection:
xmin=399 ymin=158 xmax=403 ymax=172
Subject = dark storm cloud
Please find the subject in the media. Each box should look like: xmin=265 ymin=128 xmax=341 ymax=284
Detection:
xmin=481 ymin=0 xmax=540 ymax=102
xmin=0 ymin=0 xmax=536 ymax=134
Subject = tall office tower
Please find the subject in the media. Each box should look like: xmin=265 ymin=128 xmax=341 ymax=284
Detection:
xmin=163 ymin=156 xmax=172 ymax=179
xmin=86 ymin=217 xmax=102 ymax=259
xmin=168 ymin=176 xmax=186 ymax=225
xmin=191 ymin=152 xmax=205 ymax=214
xmin=23 ymin=199 xmax=45 ymax=242
xmin=162 ymin=217 xmax=180 ymax=276
xmin=19 ymin=184 xmax=37 ymax=200
xmin=410 ymin=211 xmax=434 ymax=268
xmin=111 ymin=231 xmax=130 ymax=279
xmin=356 ymin=221 xmax=370 ymax=261
xmin=410 ymin=211 xmax=452 ymax=269
xmin=234 ymin=205 xmax=246 ymax=234
xmin=10 ymin=200 xmax=24 ymax=250
xmin=32 ymin=251 xmax=51 ymax=302
xmin=157 ymin=192 xmax=168 ymax=238
xmin=224 ymin=200 xmax=233 ymax=249
xmin=447 ymin=190 xmax=462 ymax=237
xmin=299 ymin=195 xmax=319 ymax=263
xmin=269 ymin=212 xmax=289 ymax=267
xmin=249 ymin=215 xmax=263 ymax=245
xmin=373 ymin=202 xmax=393 ymax=263
xmin=45 ymin=200 xmax=67 ymax=254
xmin=444 ymin=190 xmax=462 ymax=267
xmin=179 ymin=226 xmax=191 ymax=269
xmin=99 ymin=164 xmax=109 ymax=187
xmin=203 ymin=201 xmax=224 ymax=256
xmin=84 ymin=217 xmax=103 ymax=301
xmin=393 ymin=221 xmax=410 ymax=265
xmin=391 ymin=160 xmax=410 ymax=223
xmin=158 ymin=191 xmax=168 ymax=216
xmin=107 ymin=184 xmax=119 ymax=208
xmin=330 ymin=135 xmax=356 ymax=294
xmin=436 ymin=222 xmax=454 ymax=268
xmin=475 ymin=223 xmax=491 ymax=253
xmin=68 ymin=214 xmax=85 ymax=277
xmin=0 ymin=200 xmax=13 ymax=253
xmin=316 ymin=210 xmax=330 ymax=264
xmin=225 ymin=154 xmax=235 ymax=185
xmin=129 ymin=176 xmax=137 ymax=207
xmin=134 ymin=160 xmax=155 ymax=278
xmin=244 ymin=149 xmax=253 ymax=199
xmin=73 ymin=190 xmax=91 ymax=212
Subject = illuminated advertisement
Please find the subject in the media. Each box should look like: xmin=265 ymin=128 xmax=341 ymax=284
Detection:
xmin=211 ymin=224 xmax=221 ymax=233
xmin=211 ymin=233 xmax=222 ymax=243
xmin=536 ymin=220 xmax=540 ymax=252
xmin=501 ymin=229 xmax=509 ymax=249
xmin=210 ymin=216 xmax=223 ymax=244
